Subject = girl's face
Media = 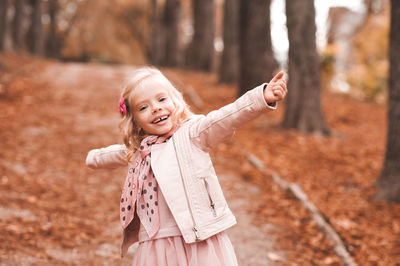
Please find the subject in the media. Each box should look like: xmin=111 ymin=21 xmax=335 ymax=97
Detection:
xmin=130 ymin=84 xmax=175 ymax=136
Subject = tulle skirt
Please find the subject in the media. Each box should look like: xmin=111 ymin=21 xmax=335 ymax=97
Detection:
xmin=132 ymin=232 xmax=238 ymax=266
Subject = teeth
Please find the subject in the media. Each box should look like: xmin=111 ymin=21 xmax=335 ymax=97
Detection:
xmin=153 ymin=116 xmax=168 ymax=123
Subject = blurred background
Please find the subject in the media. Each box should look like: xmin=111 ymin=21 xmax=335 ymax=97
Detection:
xmin=1 ymin=0 xmax=400 ymax=265
xmin=0 ymin=0 xmax=390 ymax=101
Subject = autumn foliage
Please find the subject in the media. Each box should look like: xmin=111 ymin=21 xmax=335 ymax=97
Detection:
xmin=1 ymin=53 xmax=399 ymax=265
xmin=1 ymin=0 xmax=399 ymax=265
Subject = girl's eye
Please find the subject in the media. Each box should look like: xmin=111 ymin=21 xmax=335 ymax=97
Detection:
xmin=159 ymin=97 xmax=166 ymax=102
xmin=139 ymin=106 xmax=147 ymax=111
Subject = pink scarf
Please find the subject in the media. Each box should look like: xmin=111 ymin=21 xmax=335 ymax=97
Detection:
xmin=120 ymin=128 xmax=176 ymax=238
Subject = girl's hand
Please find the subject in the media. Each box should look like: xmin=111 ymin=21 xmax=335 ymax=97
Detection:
xmin=264 ymin=71 xmax=287 ymax=103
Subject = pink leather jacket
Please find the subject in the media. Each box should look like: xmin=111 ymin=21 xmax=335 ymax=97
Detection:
xmin=86 ymin=84 xmax=276 ymax=257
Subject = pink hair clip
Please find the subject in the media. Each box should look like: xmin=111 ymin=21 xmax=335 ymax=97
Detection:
xmin=119 ymin=97 xmax=127 ymax=115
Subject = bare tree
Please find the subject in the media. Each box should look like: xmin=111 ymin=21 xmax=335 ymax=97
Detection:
xmin=27 ymin=0 xmax=43 ymax=55
xmin=282 ymin=0 xmax=330 ymax=135
xmin=12 ymin=0 xmax=25 ymax=51
xmin=185 ymin=0 xmax=215 ymax=71
xmin=149 ymin=0 xmax=165 ymax=65
xmin=164 ymin=0 xmax=181 ymax=66
xmin=238 ymin=0 xmax=275 ymax=96
xmin=219 ymin=0 xmax=239 ymax=84
xmin=46 ymin=0 xmax=60 ymax=58
xmin=375 ymin=0 xmax=400 ymax=202
xmin=0 ymin=0 xmax=8 ymax=51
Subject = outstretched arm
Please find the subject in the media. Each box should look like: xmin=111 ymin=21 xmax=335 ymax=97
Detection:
xmin=86 ymin=144 xmax=129 ymax=169
xmin=189 ymin=72 xmax=287 ymax=151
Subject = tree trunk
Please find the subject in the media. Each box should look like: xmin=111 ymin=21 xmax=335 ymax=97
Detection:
xmin=238 ymin=0 xmax=275 ymax=96
xmin=12 ymin=0 xmax=24 ymax=51
xmin=185 ymin=0 xmax=215 ymax=71
xmin=282 ymin=0 xmax=330 ymax=135
xmin=164 ymin=0 xmax=181 ymax=66
xmin=218 ymin=0 xmax=239 ymax=84
xmin=0 ymin=0 xmax=8 ymax=51
xmin=27 ymin=0 xmax=43 ymax=55
xmin=149 ymin=0 xmax=166 ymax=65
xmin=375 ymin=0 xmax=400 ymax=202
xmin=46 ymin=0 xmax=60 ymax=58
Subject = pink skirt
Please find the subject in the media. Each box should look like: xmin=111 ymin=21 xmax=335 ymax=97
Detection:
xmin=132 ymin=232 xmax=238 ymax=266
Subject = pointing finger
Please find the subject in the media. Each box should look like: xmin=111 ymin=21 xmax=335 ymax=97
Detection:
xmin=271 ymin=71 xmax=284 ymax=82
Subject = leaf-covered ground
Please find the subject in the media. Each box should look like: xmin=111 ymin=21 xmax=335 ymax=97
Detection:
xmin=0 ymin=54 xmax=399 ymax=265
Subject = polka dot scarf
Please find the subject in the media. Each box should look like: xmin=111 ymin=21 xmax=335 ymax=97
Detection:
xmin=120 ymin=127 xmax=177 ymax=238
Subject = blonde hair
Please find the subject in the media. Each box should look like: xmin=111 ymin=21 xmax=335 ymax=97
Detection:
xmin=119 ymin=67 xmax=193 ymax=162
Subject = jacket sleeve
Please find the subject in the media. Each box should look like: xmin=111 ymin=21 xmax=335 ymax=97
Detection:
xmin=189 ymin=83 xmax=277 ymax=151
xmin=86 ymin=144 xmax=128 ymax=169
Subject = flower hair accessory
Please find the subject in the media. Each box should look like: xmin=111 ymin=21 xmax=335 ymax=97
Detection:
xmin=119 ymin=97 xmax=128 ymax=115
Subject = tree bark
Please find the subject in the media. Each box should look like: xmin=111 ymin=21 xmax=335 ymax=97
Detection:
xmin=27 ymin=0 xmax=43 ymax=55
xmin=0 ymin=0 xmax=8 ymax=51
xmin=375 ymin=0 xmax=400 ymax=202
xmin=218 ymin=0 xmax=239 ymax=84
xmin=185 ymin=0 xmax=215 ymax=71
xmin=149 ymin=0 xmax=166 ymax=65
xmin=12 ymin=0 xmax=24 ymax=51
xmin=238 ymin=0 xmax=275 ymax=96
xmin=164 ymin=0 xmax=181 ymax=66
xmin=46 ymin=0 xmax=60 ymax=58
xmin=282 ymin=0 xmax=330 ymax=135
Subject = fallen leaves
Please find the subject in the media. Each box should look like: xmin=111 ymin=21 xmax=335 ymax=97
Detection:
xmin=174 ymin=68 xmax=399 ymax=265
xmin=1 ymin=54 xmax=399 ymax=265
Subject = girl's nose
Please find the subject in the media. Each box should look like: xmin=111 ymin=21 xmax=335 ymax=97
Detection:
xmin=152 ymin=106 xmax=162 ymax=114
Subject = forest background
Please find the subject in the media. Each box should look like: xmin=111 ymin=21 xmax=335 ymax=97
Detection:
xmin=0 ymin=0 xmax=400 ymax=265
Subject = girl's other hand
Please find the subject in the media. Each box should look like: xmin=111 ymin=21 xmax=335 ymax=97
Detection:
xmin=264 ymin=71 xmax=287 ymax=103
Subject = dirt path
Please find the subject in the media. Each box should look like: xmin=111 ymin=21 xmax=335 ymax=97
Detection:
xmin=1 ymin=62 xmax=284 ymax=265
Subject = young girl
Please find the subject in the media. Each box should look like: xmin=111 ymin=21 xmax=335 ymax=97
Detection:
xmin=86 ymin=67 xmax=287 ymax=266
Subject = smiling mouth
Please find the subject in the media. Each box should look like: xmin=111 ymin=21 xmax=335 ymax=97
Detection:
xmin=152 ymin=115 xmax=169 ymax=124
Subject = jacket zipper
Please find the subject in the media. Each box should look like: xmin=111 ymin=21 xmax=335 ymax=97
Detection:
xmin=204 ymin=179 xmax=217 ymax=217
xmin=172 ymin=137 xmax=200 ymax=241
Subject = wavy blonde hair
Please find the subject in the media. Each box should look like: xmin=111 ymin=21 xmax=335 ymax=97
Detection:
xmin=119 ymin=67 xmax=193 ymax=162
